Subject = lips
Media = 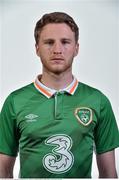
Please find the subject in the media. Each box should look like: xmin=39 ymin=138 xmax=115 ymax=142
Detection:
xmin=50 ymin=58 xmax=64 ymax=64
xmin=51 ymin=57 xmax=64 ymax=60
xmin=51 ymin=57 xmax=64 ymax=61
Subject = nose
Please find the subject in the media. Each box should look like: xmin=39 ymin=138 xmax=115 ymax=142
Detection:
xmin=53 ymin=42 xmax=62 ymax=54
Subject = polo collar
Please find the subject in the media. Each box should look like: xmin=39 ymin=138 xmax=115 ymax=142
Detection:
xmin=34 ymin=75 xmax=78 ymax=98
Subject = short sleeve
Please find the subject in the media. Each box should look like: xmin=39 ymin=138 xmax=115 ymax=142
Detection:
xmin=0 ymin=94 xmax=19 ymax=157
xmin=94 ymin=94 xmax=119 ymax=154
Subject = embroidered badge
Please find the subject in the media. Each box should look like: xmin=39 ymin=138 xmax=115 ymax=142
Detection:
xmin=74 ymin=107 xmax=92 ymax=126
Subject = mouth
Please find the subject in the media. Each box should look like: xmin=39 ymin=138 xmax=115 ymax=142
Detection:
xmin=50 ymin=58 xmax=64 ymax=63
xmin=51 ymin=58 xmax=64 ymax=60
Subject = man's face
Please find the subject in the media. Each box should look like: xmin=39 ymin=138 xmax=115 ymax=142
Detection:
xmin=36 ymin=23 xmax=79 ymax=75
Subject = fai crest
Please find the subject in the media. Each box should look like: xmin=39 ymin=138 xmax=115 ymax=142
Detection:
xmin=74 ymin=107 xmax=92 ymax=126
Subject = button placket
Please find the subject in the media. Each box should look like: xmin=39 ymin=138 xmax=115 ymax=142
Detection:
xmin=54 ymin=92 xmax=64 ymax=120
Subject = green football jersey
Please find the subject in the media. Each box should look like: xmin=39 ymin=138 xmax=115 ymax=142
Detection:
xmin=0 ymin=77 xmax=119 ymax=178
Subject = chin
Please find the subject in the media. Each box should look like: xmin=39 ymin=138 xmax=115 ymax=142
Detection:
xmin=44 ymin=64 xmax=71 ymax=75
xmin=48 ymin=66 xmax=66 ymax=74
xmin=51 ymin=70 xmax=64 ymax=75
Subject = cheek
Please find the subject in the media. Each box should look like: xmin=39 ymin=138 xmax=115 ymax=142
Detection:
xmin=65 ymin=48 xmax=76 ymax=57
xmin=38 ymin=48 xmax=50 ymax=58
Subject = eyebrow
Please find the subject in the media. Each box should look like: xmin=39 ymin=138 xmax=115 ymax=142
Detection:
xmin=43 ymin=38 xmax=72 ymax=42
xmin=61 ymin=38 xmax=72 ymax=41
xmin=43 ymin=39 xmax=54 ymax=42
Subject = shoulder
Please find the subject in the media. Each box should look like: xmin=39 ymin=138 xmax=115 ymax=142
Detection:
xmin=8 ymin=82 xmax=37 ymax=100
xmin=10 ymin=82 xmax=35 ymax=95
xmin=77 ymin=82 xmax=111 ymax=106
xmin=77 ymin=82 xmax=105 ymax=96
xmin=2 ymin=83 xmax=37 ymax=110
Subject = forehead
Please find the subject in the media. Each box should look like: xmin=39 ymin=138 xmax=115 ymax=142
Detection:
xmin=39 ymin=23 xmax=75 ymax=39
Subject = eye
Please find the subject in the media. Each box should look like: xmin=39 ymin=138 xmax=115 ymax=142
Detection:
xmin=44 ymin=40 xmax=54 ymax=45
xmin=61 ymin=40 xmax=71 ymax=45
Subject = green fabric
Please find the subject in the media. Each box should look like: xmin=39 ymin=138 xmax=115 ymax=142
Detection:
xmin=0 ymin=82 xmax=119 ymax=178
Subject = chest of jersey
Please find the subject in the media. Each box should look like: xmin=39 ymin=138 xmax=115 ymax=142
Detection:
xmin=17 ymin=91 xmax=98 ymax=141
xmin=16 ymin=91 xmax=99 ymax=178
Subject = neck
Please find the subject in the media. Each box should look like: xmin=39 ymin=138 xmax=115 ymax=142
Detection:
xmin=40 ymin=70 xmax=73 ymax=90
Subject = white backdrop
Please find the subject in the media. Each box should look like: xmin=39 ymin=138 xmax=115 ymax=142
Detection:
xmin=0 ymin=0 xmax=119 ymax=178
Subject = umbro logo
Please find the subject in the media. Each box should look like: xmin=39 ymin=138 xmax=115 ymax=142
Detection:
xmin=25 ymin=114 xmax=38 ymax=122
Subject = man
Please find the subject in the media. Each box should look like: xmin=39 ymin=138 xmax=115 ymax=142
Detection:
xmin=0 ymin=12 xmax=119 ymax=178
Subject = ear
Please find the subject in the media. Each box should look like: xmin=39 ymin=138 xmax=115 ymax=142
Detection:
xmin=35 ymin=44 xmax=39 ymax=56
xmin=74 ymin=43 xmax=79 ymax=57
